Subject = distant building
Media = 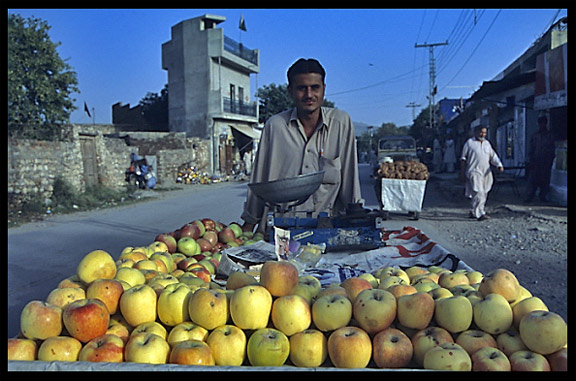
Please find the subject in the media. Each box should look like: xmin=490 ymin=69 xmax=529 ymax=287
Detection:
xmin=161 ymin=14 xmax=261 ymax=174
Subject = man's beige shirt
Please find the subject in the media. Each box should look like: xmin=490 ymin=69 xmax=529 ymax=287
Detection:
xmin=242 ymin=107 xmax=363 ymax=227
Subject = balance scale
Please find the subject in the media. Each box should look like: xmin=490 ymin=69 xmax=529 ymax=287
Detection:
xmin=248 ymin=171 xmax=386 ymax=252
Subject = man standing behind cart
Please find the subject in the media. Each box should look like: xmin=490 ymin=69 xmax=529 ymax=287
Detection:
xmin=460 ymin=125 xmax=504 ymax=221
xmin=241 ymin=58 xmax=363 ymax=233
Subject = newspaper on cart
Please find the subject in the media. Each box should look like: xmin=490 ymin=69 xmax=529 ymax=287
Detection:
xmin=218 ymin=226 xmax=472 ymax=287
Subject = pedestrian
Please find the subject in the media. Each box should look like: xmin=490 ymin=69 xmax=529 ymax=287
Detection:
xmin=241 ymin=58 xmax=363 ymax=233
xmin=459 ymin=125 xmax=504 ymax=221
xmin=525 ymin=115 xmax=556 ymax=203
xmin=433 ymin=136 xmax=443 ymax=172
xmin=443 ymin=135 xmax=457 ymax=173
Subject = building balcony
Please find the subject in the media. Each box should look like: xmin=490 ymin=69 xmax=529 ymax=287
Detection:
xmin=223 ymin=97 xmax=258 ymax=118
xmin=223 ymin=36 xmax=258 ymax=66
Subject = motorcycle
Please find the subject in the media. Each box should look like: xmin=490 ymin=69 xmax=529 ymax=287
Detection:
xmin=125 ymin=154 xmax=156 ymax=189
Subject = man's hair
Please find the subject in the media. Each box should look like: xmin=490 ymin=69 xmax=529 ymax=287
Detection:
xmin=287 ymin=58 xmax=326 ymax=86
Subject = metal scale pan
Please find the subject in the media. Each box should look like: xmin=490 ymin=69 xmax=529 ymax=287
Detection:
xmin=248 ymin=171 xmax=324 ymax=213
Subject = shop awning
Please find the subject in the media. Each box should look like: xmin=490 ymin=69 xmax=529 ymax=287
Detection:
xmin=229 ymin=124 xmax=260 ymax=140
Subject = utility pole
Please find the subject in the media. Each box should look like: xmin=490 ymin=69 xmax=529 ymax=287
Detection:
xmin=415 ymin=41 xmax=448 ymax=129
xmin=406 ymin=102 xmax=421 ymax=121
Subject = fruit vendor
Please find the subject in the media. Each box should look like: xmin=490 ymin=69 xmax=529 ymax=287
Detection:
xmin=241 ymin=58 xmax=363 ymax=233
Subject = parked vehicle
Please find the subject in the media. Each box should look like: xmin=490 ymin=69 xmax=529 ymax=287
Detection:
xmin=377 ymin=135 xmax=419 ymax=165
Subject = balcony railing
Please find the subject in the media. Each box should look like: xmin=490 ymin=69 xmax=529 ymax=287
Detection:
xmin=224 ymin=36 xmax=258 ymax=65
xmin=223 ymin=97 xmax=257 ymax=118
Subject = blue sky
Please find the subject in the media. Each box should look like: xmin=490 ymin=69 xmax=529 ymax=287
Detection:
xmin=8 ymin=8 xmax=567 ymax=128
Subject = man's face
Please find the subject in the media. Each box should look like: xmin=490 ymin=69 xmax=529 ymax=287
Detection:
xmin=288 ymin=73 xmax=325 ymax=116
xmin=475 ymin=128 xmax=487 ymax=141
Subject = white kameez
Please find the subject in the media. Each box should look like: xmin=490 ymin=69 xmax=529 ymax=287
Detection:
xmin=460 ymin=137 xmax=503 ymax=218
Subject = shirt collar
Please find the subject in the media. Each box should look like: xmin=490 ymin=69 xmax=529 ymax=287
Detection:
xmin=289 ymin=107 xmax=328 ymax=131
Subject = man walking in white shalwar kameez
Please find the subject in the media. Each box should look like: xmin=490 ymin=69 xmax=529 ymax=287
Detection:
xmin=460 ymin=126 xmax=504 ymax=221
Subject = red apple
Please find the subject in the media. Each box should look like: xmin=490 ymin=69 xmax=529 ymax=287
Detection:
xmin=169 ymin=339 xmax=215 ymax=366
xmin=509 ymin=350 xmax=551 ymax=371
xmin=180 ymin=223 xmax=203 ymax=240
xmin=373 ymin=327 xmax=413 ymax=368
xmin=546 ymin=347 xmax=567 ymax=371
xmin=62 ymin=298 xmax=110 ymax=343
xmin=456 ymin=329 xmax=498 ymax=356
xmin=327 ymin=326 xmax=372 ymax=368
xmin=190 ymin=220 xmax=206 ymax=237
xmin=196 ymin=238 xmax=213 ymax=252
xmin=341 ymin=277 xmax=373 ymax=302
xmin=201 ymin=218 xmax=216 ymax=231
xmin=218 ymin=227 xmax=237 ymax=244
xmin=78 ymin=334 xmax=124 ymax=362
xmin=259 ymin=260 xmax=299 ymax=297
xmin=155 ymin=234 xmax=178 ymax=254
xmin=86 ymin=278 xmax=124 ymax=315
xmin=203 ymin=231 xmax=218 ymax=247
xmin=471 ymin=347 xmax=511 ymax=371
xmin=187 ymin=264 xmax=212 ymax=283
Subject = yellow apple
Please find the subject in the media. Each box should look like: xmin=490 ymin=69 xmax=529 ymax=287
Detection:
xmin=471 ymin=346 xmax=511 ymax=371
xmin=512 ymin=296 xmax=548 ymax=329
xmin=206 ymin=324 xmax=247 ymax=366
xmin=519 ymin=310 xmax=567 ymax=355
xmin=397 ymin=292 xmax=435 ymax=330
xmin=377 ymin=266 xmax=410 ymax=285
xmin=411 ymin=326 xmax=455 ymax=366
xmin=404 ymin=265 xmax=429 ymax=281
xmin=76 ymin=249 xmax=117 ymax=284
xmin=473 ymin=293 xmax=513 ymax=335
xmin=246 ymin=328 xmax=290 ymax=366
xmin=478 ymin=268 xmax=520 ymax=302
xmin=20 ymin=301 xmax=63 ymax=340
xmin=434 ymin=295 xmax=473 ymax=333
xmin=423 ymin=342 xmax=472 ymax=371
xmin=358 ymin=272 xmax=379 ymax=288
xmin=509 ymin=350 xmax=551 ymax=371
xmin=292 ymin=275 xmax=322 ymax=303
xmin=157 ymin=283 xmax=192 ymax=326
xmin=271 ymin=294 xmax=311 ymax=336
xmin=411 ymin=271 xmax=440 ymax=284
xmin=225 ymin=271 xmax=258 ymax=290
xmin=148 ymin=273 xmax=179 ymax=288
xmin=377 ymin=275 xmax=408 ymax=290
xmin=466 ymin=270 xmax=484 ymax=285
xmin=7 ymin=338 xmax=37 ymax=361
xmin=229 ymin=285 xmax=272 ymax=330
xmin=327 ymin=326 xmax=372 ymax=369
xmin=37 ymin=336 xmax=82 ymax=362
xmin=289 ymin=329 xmax=328 ymax=367
xmin=124 ymin=332 xmax=170 ymax=364
xmin=341 ymin=277 xmax=373 ymax=302
xmin=115 ymin=267 xmax=146 ymax=287
xmin=78 ymin=333 xmax=125 ymax=362
xmin=509 ymin=285 xmax=533 ymax=308
xmin=188 ymin=288 xmax=229 ymax=330
xmin=63 ymin=298 xmax=110 ymax=343
xmin=134 ymin=259 xmax=158 ymax=272
xmin=119 ymin=284 xmax=157 ymax=327
xmin=428 ymin=287 xmax=454 ymax=301
xmin=352 ymin=288 xmax=396 ymax=335
xmin=169 ymin=339 xmax=215 ymax=366
xmin=106 ymin=323 xmax=130 ymax=344
xmin=456 ymin=329 xmax=498 ymax=356
xmin=312 ymin=294 xmax=352 ymax=332
xmin=438 ymin=272 xmax=470 ymax=289
xmin=130 ymin=321 xmax=167 ymax=340
xmin=46 ymin=287 xmax=86 ymax=308
xmin=57 ymin=275 xmax=86 ymax=290
xmin=387 ymin=284 xmax=418 ymax=300
xmin=449 ymin=284 xmax=475 ymax=296
xmin=372 ymin=327 xmax=413 ymax=368
xmin=86 ymin=278 xmax=124 ymax=315
xmin=167 ymin=322 xmax=209 ymax=346
xmin=496 ymin=329 xmax=527 ymax=357
xmin=412 ymin=279 xmax=440 ymax=293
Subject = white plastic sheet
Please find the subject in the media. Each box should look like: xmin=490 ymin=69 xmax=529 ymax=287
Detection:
xmin=380 ymin=178 xmax=426 ymax=212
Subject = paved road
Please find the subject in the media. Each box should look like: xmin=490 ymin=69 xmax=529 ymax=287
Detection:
xmin=5 ymin=164 xmax=474 ymax=337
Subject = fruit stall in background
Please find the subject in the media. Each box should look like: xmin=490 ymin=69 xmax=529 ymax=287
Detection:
xmin=7 ymin=217 xmax=567 ymax=371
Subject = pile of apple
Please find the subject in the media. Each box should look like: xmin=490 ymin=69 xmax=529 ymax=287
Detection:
xmin=8 ymin=228 xmax=567 ymax=371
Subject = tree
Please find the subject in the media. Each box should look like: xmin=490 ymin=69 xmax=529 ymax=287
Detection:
xmin=8 ymin=14 xmax=79 ymax=140
xmin=255 ymin=83 xmax=335 ymax=124
xmin=139 ymin=84 xmax=168 ymax=128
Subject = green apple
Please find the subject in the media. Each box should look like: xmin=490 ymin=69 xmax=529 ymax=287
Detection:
xmin=473 ymin=293 xmax=513 ymax=335
xmin=206 ymin=324 xmax=247 ymax=366
xmin=423 ymin=342 xmax=472 ymax=371
xmin=229 ymin=285 xmax=272 ymax=330
xmin=312 ymin=294 xmax=352 ymax=332
xmin=289 ymin=329 xmax=328 ymax=367
xmin=271 ymin=294 xmax=311 ymax=336
xmin=434 ymin=295 xmax=473 ymax=333
xmin=352 ymin=288 xmax=397 ymax=335
xmin=177 ymin=237 xmax=200 ymax=256
xmin=247 ymin=328 xmax=290 ymax=366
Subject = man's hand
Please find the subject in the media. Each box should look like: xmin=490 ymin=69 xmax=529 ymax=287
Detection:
xmin=498 ymin=166 xmax=505 ymax=173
